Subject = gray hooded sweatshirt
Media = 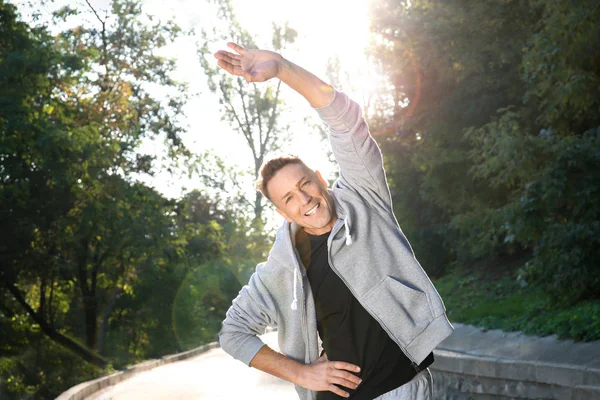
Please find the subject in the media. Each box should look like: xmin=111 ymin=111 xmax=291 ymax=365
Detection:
xmin=219 ymin=90 xmax=454 ymax=400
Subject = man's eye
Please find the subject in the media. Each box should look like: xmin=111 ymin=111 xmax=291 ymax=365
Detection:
xmin=302 ymin=181 xmax=310 ymax=187
xmin=285 ymin=196 xmax=291 ymax=204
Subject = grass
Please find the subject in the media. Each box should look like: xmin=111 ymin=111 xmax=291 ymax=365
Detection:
xmin=432 ymin=265 xmax=600 ymax=342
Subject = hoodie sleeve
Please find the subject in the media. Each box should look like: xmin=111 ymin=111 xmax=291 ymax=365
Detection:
xmin=314 ymin=90 xmax=393 ymax=209
xmin=218 ymin=265 xmax=278 ymax=366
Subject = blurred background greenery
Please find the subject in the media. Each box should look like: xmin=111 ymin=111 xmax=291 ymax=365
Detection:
xmin=1 ymin=0 xmax=598 ymax=398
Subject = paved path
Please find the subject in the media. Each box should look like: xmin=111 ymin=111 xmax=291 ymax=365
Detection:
xmin=87 ymin=332 xmax=296 ymax=400
xmin=86 ymin=323 xmax=600 ymax=399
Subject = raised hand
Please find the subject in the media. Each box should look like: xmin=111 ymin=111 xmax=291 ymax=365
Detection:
xmin=297 ymin=354 xmax=362 ymax=398
xmin=214 ymin=42 xmax=333 ymax=107
xmin=214 ymin=42 xmax=284 ymax=83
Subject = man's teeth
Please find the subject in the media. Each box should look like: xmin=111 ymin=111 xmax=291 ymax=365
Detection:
xmin=305 ymin=203 xmax=319 ymax=216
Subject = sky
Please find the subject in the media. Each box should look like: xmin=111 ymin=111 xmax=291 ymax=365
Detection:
xmin=14 ymin=0 xmax=375 ymax=224
xmin=138 ymin=0 xmax=374 ymax=197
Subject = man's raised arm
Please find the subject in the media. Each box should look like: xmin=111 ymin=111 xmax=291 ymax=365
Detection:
xmin=215 ymin=43 xmax=391 ymax=208
xmin=214 ymin=42 xmax=334 ymax=108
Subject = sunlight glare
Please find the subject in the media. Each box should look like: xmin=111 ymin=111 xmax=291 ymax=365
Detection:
xmin=134 ymin=0 xmax=377 ymax=216
xmin=233 ymin=0 xmax=374 ymax=100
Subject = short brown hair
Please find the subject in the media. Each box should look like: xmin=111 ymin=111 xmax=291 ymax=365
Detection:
xmin=256 ymin=155 xmax=309 ymax=201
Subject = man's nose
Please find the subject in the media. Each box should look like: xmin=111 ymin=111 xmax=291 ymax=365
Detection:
xmin=298 ymin=189 xmax=311 ymax=204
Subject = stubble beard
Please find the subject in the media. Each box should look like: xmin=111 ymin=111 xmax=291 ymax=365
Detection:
xmin=304 ymin=190 xmax=337 ymax=233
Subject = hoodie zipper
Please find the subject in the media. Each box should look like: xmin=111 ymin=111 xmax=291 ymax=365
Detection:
xmin=300 ymin=274 xmax=310 ymax=364
xmin=326 ymin=217 xmax=421 ymax=367
xmin=292 ymin=248 xmax=312 ymax=365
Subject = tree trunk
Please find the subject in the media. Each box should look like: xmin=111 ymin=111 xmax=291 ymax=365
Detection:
xmin=83 ymin=294 xmax=98 ymax=351
xmin=254 ymin=189 xmax=264 ymax=224
xmin=97 ymin=286 xmax=122 ymax=354
xmin=6 ymin=283 xmax=108 ymax=367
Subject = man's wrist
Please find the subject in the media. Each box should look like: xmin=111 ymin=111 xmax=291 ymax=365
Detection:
xmin=293 ymin=362 xmax=307 ymax=387
xmin=276 ymin=57 xmax=294 ymax=83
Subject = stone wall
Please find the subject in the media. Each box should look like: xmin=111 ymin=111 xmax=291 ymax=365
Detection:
xmin=430 ymin=324 xmax=600 ymax=400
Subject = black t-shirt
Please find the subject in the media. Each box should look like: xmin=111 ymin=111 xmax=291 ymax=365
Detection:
xmin=305 ymin=231 xmax=434 ymax=400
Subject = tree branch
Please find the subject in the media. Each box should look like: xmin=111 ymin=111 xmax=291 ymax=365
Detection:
xmin=253 ymin=84 xmax=264 ymax=156
xmin=236 ymin=78 xmax=258 ymax=162
xmin=261 ymin=80 xmax=282 ymax=161
xmin=39 ymin=277 xmax=46 ymax=324
xmin=85 ymin=0 xmax=112 ymax=96
xmin=6 ymin=281 xmax=108 ymax=367
xmin=220 ymin=79 xmax=255 ymax=153
xmin=48 ymin=275 xmax=55 ymax=327
xmin=0 ymin=300 xmax=16 ymax=318
xmin=84 ymin=0 xmax=104 ymax=26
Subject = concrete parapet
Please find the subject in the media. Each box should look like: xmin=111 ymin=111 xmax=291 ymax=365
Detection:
xmin=431 ymin=323 xmax=600 ymax=399
xmin=55 ymin=342 xmax=218 ymax=400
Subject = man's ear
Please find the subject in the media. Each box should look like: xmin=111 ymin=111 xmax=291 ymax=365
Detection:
xmin=315 ymin=170 xmax=328 ymax=188
xmin=276 ymin=207 xmax=293 ymax=223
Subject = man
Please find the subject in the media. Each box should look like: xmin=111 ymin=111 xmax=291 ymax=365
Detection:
xmin=214 ymin=42 xmax=454 ymax=399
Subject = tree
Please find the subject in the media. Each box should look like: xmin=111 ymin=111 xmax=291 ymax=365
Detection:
xmin=369 ymin=0 xmax=600 ymax=304
xmin=463 ymin=0 xmax=600 ymax=303
xmin=368 ymin=0 xmax=536 ymax=275
xmin=1 ymin=2 xmax=244 ymax=396
xmin=1 ymin=0 xmax=189 ymax=368
xmin=197 ymin=0 xmax=297 ymax=225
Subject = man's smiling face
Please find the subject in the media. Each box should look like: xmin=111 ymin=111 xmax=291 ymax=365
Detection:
xmin=268 ymin=163 xmax=337 ymax=235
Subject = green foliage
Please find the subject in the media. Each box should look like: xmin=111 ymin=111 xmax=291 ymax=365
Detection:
xmin=0 ymin=333 xmax=112 ymax=399
xmin=172 ymin=260 xmax=240 ymax=348
xmin=522 ymin=0 xmax=600 ymax=130
xmin=0 ymin=1 xmax=250 ymax=398
xmin=460 ymin=0 xmax=600 ymax=303
xmin=465 ymin=123 xmax=600 ymax=303
xmin=434 ymin=267 xmax=600 ymax=342
xmin=369 ymin=0 xmax=600 ymax=309
xmin=369 ymin=0 xmax=535 ymax=276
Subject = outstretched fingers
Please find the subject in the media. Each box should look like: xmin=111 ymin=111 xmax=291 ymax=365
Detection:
xmin=216 ymin=60 xmax=249 ymax=79
xmin=214 ymin=50 xmax=241 ymax=66
xmin=214 ymin=52 xmax=253 ymax=81
xmin=215 ymin=59 xmax=235 ymax=74
xmin=226 ymin=42 xmax=246 ymax=55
